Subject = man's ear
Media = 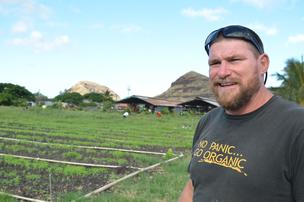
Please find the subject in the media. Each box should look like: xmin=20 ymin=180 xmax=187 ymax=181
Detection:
xmin=259 ymin=53 xmax=270 ymax=73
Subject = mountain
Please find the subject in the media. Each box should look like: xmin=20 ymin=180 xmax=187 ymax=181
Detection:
xmin=68 ymin=81 xmax=120 ymax=101
xmin=155 ymin=71 xmax=214 ymax=101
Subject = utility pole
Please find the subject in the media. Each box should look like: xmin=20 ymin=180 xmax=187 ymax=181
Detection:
xmin=127 ymin=86 xmax=131 ymax=96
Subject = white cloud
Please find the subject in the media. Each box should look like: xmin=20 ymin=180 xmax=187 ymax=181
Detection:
xmin=288 ymin=34 xmax=304 ymax=43
xmin=31 ymin=30 xmax=43 ymax=40
xmin=0 ymin=0 xmax=51 ymax=19
xmin=11 ymin=21 xmax=29 ymax=33
xmin=9 ymin=38 xmax=27 ymax=46
xmin=54 ymin=35 xmax=70 ymax=45
xmin=90 ymin=22 xmax=104 ymax=30
xmin=111 ymin=24 xmax=142 ymax=33
xmin=230 ymin=0 xmax=278 ymax=8
xmin=248 ymin=23 xmax=278 ymax=36
xmin=181 ymin=7 xmax=228 ymax=21
xmin=7 ymin=31 xmax=70 ymax=52
xmin=230 ymin=0 xmax=299 ymax=9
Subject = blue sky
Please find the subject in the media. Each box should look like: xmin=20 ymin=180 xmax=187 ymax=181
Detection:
xmin=1 ymin=0 xmax=304 ymax=99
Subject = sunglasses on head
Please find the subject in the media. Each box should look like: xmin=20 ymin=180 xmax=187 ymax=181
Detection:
xmin=204 ymin=25 xmax=264 ymax=55
xmin=204 ymin=25 xmax=267 ymax=84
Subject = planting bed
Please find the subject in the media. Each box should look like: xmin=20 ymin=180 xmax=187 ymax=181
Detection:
xmin=0 ymin=137 xmax=166 ymax=201
xmin=0 ymin=107 xmax=199 ymax=201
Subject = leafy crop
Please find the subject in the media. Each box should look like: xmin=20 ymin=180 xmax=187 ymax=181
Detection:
xmin=0 ymin=106 xmax=199 ymax=201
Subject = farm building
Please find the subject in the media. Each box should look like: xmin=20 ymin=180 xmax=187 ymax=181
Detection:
xmin=116 ymin=95 xmax=182 ymax=113
xmin=179 ymin=97 xmax=219 ymax=113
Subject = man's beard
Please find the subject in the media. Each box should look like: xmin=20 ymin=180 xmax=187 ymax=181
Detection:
xmin=210 ymin=75 xmax=261 ymax=111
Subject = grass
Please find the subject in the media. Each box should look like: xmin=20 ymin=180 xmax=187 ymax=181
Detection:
xmin=1 ymin=154 xmax=191 ymax=202
xmin=63 ymin=154 xmax=191 ymax=202
xmin=0 ymin=106 xmax=197 ymax=149
xmin=0 ymin=193 xmax=16 ymax=202
xmin=0 ymin=106 xmax=198 ymax=201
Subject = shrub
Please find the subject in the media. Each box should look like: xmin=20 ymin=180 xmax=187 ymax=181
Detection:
xmin=164 ymin=148 xmax=175 ymax=159
xmin=161 ymin=107 xmax=170 ymax=115
xmin=102 ymin=100 xmax=114 ymax=112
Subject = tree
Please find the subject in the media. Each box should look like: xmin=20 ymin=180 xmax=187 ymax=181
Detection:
xmin=54 ymin=92 xmax=83 ymax=105
xmin=83 ymin=92 xmax=105 ymax=102
xmin=0 ymin=92 xmax=14 ymax=106
xmin=83 ymin=91 xmax=114 ymax=103
xmin=274 ymin=58 xmax=304 ymax=105
xmin=34 ymin=91 xmax=48 ymax=105
xmin=0 ymin=83 xmax=35 ymax=106
xmin=103 ymin=90 xmax=114 ymax=102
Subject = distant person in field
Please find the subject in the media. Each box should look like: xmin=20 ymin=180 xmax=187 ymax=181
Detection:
xmin=123 ymin=111 xmax=129 ymax=118
xmin=179 ymin=25 xmax=304 ymax=202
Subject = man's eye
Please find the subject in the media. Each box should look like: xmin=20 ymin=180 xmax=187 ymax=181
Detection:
xmin=230 ymin=58 xmax=241 ymax=62
xmin=209 ymin=61 xmax=220 ymax=66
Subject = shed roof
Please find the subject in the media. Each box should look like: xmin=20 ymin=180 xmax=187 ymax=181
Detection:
xmin=116 ymin=95 xmax=181 ymax=107
xmin=179 ymin=97 xmax=219 ymax=108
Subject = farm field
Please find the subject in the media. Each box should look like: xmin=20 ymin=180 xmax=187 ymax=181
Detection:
xmin=0 ymin=106 xmax=200 ymax=201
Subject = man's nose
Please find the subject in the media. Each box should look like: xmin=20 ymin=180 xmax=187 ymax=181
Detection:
xmin=217 ymin=61 xmax=231 ymax=78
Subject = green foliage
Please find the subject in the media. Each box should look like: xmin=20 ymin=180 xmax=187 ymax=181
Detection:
xmin=111 ymin=151 xmax=127 ymax=158
xmin=79 ymin=102 xmax=97 ymax=108
xmin=53 ymin=91 xmax=114 ymax=109
xmin=0 ymin=193 xmax=16 ymax=202
xmin=0 ymin=83 xmax=34 ymax=106
xmin=34 ymin=92 xmax=48 ymax=105
xmin=57 ymin=192 xmax=84 ymax=202
xmin=63 ymin=165 xmax=87 ymax=176
xmin=31 ymin=161 xmax=49 ymax=170
xmin=54 ymin=92 xmax=83 ymax=105
xmin=87 ymin=154 xmax=191 ymax=202
xmin=160 ymin=107 xmax=170 ymax=114
xmin=274 ymin=58 xmax=304 ymax=105
xmin=25 ymin=174 xmax=40 ymax=181
xmin=63 ymin=151 xmax=82 ymax=160
xmin=83 ymin=92 xmax=105 ymax=102
xmin=103 ymin=90 xmax=114 ymax=102
xmin=0 ymin=92 xmax=14 ymax=106
xmin=164 ymin=148 xmax=175 ymax=159
xmin=0 ymin=107 xmax=199 ymax=201
xmin=102 ymin=100 xmax=114 ymax=111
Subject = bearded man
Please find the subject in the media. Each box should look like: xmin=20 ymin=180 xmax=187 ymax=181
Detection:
xmin=178 ymin=25 xmax=304 ymax=202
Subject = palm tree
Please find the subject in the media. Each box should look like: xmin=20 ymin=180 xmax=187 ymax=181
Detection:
xmin=274 ymin=58 xmax=304 ymax=105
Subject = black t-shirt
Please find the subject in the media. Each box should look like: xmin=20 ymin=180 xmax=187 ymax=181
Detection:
xmin=189 ymin=96 xmax=304 ymax=202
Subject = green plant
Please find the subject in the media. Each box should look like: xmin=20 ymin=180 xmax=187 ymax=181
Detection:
xmin=63 ymin=165 xmax=87 ymax=176
xmin=102 ymin=100 xmax=114 ymax=112
xmin=0 ymin=193 xmax=16 ymax=202
xmin=164 ymin=148 xmax=175 ymax=159
xmin=0 ymin=106 xmax=199 ymax=201
xmin=160 ymin=107 xmax=170 ymax=114
xmin=0 ymin=83 xmax=35 ymax=106
xmin=63 ymin=151 xmax=82 ymax=160
xmin=25 ymin=174 xmax=40 ymax=181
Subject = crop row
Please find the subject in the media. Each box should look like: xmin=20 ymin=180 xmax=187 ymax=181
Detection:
xmin=0 ymin=138 xmax=163 ymax=167
xmin=0 ymin=155 xmax=115 ymax=201
xmin=0 ymin=107 xmax=198 ymax=149
xmin=0 ymin=107 xmax=197 ymax=201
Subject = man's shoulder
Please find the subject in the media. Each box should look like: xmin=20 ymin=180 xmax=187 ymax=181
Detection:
xmin=272 ymin=96 xmax=304 ymax=128
xmin=273 ymin=96 xmax=304 ymax=115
